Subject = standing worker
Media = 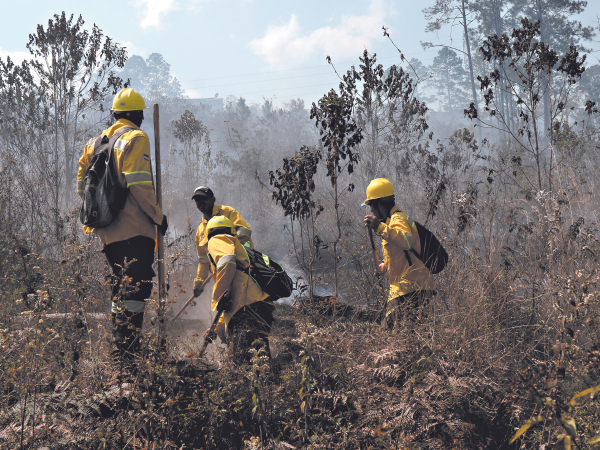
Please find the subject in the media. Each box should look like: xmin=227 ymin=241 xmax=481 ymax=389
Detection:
xmin=77 ymin=88 xmax=168 ymax=379
xmin=202 ymin=216 xmax=274 ymax=364
xmin=363 ymin=178 xmax=435 ymax=328
xmin=191 ymin=186 xmax=253 ymax=298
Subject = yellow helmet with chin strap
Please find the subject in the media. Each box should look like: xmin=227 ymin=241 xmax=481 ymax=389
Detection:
xmin=206 ymin=215 xmax=235 ymax=239
xmin=111 ymin=88 xmax=147 ymax=112
xmin=362 ymin=178 xmax=395 ymax=206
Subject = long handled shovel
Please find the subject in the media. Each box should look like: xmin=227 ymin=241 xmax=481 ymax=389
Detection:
xmin=171 ymin=277 xmax=212 ymax=321
xmin=153 ymin=103 xmax=167 ymax=343
xmin=368 ymin=226 xmax=380 ymax=267
xmin=198 ymin=308 xmax=224 ymax=358
xmin=368 ymin=226 xmax=386 ymax=310
xmin=198 ymin=292 xmax=231 ymax=358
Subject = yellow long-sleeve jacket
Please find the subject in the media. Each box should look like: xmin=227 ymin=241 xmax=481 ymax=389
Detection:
xmin=77 ymin=119 xmax=163 ymax=245
xmin=194 ymin=205 xmax=253 ymax=290
xmin=375 ymin=205 xmax=436 ymax=307
xmin=207 ymin=234 xmax=268 ymax=336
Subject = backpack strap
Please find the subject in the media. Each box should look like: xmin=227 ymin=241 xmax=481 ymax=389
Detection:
xmin=113 ymin=128 xmax=136 ymax=184
xmin=236 ymin=246 xmax=264 ymax=291
xmin=390 ymin=211 xmax=418 ymax=267
xmin=85 ymin=136 xmax=109 ymax=177
xmin=410 ymin=248 xmax=422 ymax=261
xmin=207 ymin=237 xmax=252 ymax=277
xmin=92 ymin=127 xmax=135 ymax=156
xmin=92 ymin=135 xmax=105 ymax=154
xmin=405 ymin=250 xmax=413 ymax=267
xmin=208 ymin=252 xmax=217 ymax=268
xmin=92 ymin=127 xmax=137 ymax=185
xmin=410 ymin=221 xmax=421 ymax=256
xmin=236 ymin=245 xmax=251 ymax=274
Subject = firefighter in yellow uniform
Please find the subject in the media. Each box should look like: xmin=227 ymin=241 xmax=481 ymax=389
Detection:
xmin=77 ymin=88 xmax=167 ymax=372
xmin=202 ymin=216 xmax=274 ymax=364
xmin=363 ymin=178 xmax=436 ymax=328
xmin=191 ymin=186 xmax=253 ymax=298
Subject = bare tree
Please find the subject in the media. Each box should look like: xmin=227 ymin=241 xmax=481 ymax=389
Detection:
xmin=466 ymin=18 xmax=587 ymax=191
xmin=310 ymin=89 xmax=362 ymax=298
xmin=516 ymin=0 xmax=595 ymax=132
xmin=26 ymin=12 xmax=127 ymax=207
xmin=172 ymin=110 xmax=212 ymax=195
xmin=334 ymin=49 xmax=429 ymax=189
xmin=423 ymin=0 xmax=481 ymax=125
xmin=269 ymin=146 xmax=322 ymax=301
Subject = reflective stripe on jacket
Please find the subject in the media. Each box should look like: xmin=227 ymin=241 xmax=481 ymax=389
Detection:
xmin=194 ymin=205 xmax=253 ymax=290
xmin=77 ymin=119 xmax=163 ymax=245
xmin=207 ymin=234 xmax=268 ymax=335
xmin=375 ymin=205 xmax=436 ymax=303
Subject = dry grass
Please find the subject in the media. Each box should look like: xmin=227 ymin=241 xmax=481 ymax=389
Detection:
xmin=2 ymin=128 xmax=600 ymax=449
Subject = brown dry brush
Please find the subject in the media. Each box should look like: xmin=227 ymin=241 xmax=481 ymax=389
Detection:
xmin=1 ymin=161 xmax=600 ymax=449
xmin=2 ymin=36 xmax=600 ymax=450
xmin=259 ymin=112 xmax=600 ymax=448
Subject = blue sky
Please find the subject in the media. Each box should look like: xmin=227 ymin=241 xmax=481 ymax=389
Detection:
xmin=2 ymin=0 xmax=599 ymax=107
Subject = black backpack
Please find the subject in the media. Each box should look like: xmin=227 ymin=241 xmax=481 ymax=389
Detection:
xmin=79 ymin=128 xmax=135 ymax=228
xmin=237 ymin=247 xmax=294 ymax=299
xmin=406 ymin=221 xmax=448 ymax=274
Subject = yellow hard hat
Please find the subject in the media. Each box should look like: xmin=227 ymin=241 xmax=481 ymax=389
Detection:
xmin=110 ymin=88 xmax=147 ymax=112
xmin=206 ymin=215 xmax=234 ymax=237
xmin=362 ymin=178 xmax=395 ymax=206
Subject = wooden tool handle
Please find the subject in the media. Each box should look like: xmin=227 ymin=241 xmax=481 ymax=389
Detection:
xmin=153 ymin=103 xmax=167 ymax=341
xmin=368 ymin=226 xmax=380 ymax=266
xmin=171 ymin=277 xmax=211 ymax=322
xmin=199 ymin=309 xmax=223 ymax=357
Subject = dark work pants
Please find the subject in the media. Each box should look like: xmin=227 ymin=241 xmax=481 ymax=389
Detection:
xmin=385 ymin=290 xmax=435 ymax=330
xmin=226 ymin=301 xmax=275 ymax=365
xmin=103 ymin=236 xmax=155 ymax=365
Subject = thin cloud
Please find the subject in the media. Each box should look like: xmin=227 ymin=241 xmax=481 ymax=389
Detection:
xmin=249 ymin=0 xmax=393 ymax=68
xmin=136 ymin=0 xmax=211 ymax=28
xmin=122 ymin=41 xmax=145 ymax=58
xmin=0 ymin=47 xmax=30 ymax=64
xmin=186 ymin=0 xmax=213 ymax=14
xmin=137 ymin=0 xmax=177 ymax=29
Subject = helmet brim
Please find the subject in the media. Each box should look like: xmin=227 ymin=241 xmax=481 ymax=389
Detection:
xmin=110 ymin=106 xmax=148 ymax=111
xmin=363 ymin=195 xmax=395 ymax=207
xmin=207 ymin=227 xmax=235 ymax=241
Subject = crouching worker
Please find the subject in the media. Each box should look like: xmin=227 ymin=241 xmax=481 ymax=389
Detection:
xmin=192 ymin=185 xmax=254 ymax=299
xmin=362 ymin=178 xmax=436 ymax=329
xmin=202 ymin=216 xmax=274 ymax=364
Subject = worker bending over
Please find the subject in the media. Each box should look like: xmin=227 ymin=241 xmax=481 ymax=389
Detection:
xmin=363 ymin=178 xmax=435 ymax=328
xmin=192 ymin=186 xmax=253 ymax=298
xmin=202 ymin=216 xmax=274 ymax=364
xmin=77 ymin=88 xmax=168 ymax=377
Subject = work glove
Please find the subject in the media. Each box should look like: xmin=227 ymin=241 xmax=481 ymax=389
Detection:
xmin=193 ymin=288 xmax=203 ymax=298
xmin=203 ymin=327 xmax=215 ymax=344
xmin=159 ymin=214 xmax=168 ymax=235
xmin=364 ymin=214 xmax=381 ymax=230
